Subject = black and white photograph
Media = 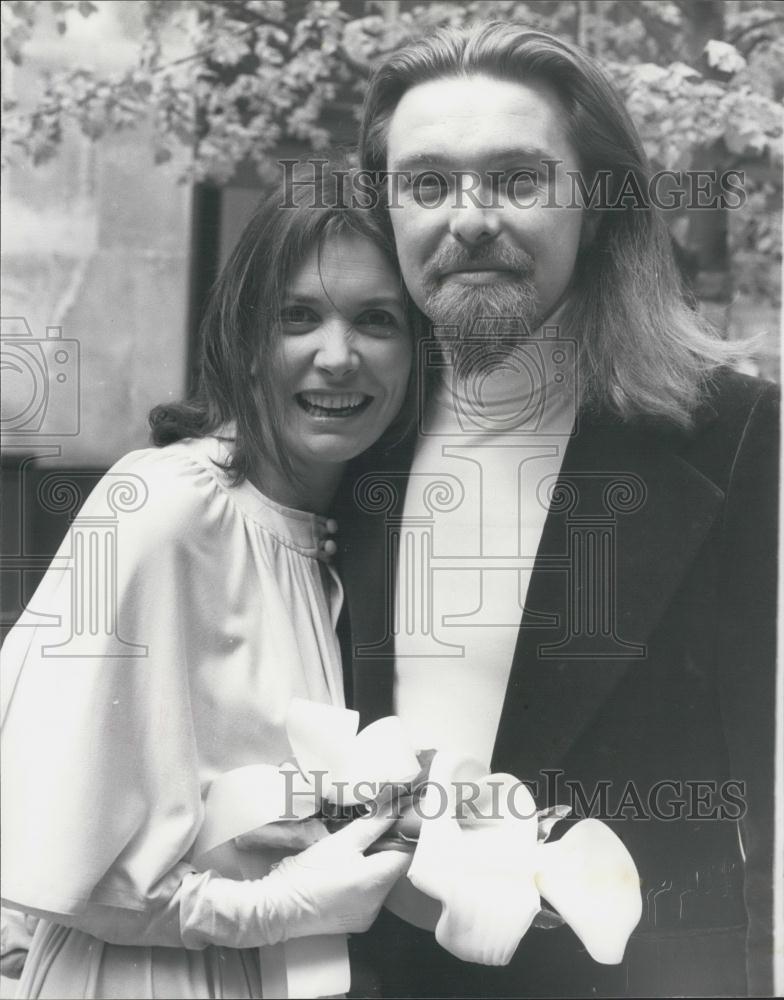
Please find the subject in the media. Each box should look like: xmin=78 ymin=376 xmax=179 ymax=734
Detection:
xmin=1 ymin=1 xmax=781 ymax=997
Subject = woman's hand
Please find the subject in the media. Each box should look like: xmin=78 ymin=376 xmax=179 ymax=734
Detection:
xmin=262 ymin=808 xmax=411 ymax=938
xmin=234 ymin=818 xmax=328 ymax=853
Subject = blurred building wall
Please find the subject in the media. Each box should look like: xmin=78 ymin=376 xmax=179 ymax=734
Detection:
xmin=0 ymin=4 xmax=194 ymax=659
xmin=1 ymin=2 xmax=192 ymax=470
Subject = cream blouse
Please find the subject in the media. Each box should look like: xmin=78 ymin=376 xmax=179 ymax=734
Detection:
xmin=1 ymin=435 xmax=346 ymax=997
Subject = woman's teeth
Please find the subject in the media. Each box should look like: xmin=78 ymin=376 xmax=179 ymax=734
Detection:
xmin=297 ymin=391 xmax=372 ymax=417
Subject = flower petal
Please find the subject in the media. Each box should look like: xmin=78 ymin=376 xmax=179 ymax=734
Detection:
xmin=535 ymin=819 xmax=642 ymax=964
xmin=407 ymin=752 xmax=540 ymax=966
xmin=285 ymin=699 xmax=418 ymax=804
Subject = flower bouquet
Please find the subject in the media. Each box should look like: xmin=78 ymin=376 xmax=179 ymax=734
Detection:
xmin=192 ymin=699 xmax=642 ymax=996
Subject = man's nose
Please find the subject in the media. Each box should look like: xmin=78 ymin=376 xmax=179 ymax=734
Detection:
xmin=448 ymin=194 xmax=501 ymax=246
xmin=314 ymin=321 xmax=359 ymax=377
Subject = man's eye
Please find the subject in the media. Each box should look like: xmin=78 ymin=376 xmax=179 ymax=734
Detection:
xmin=413 ymin=172 xmax=449 ymax=202
xmin=356 ymin=309 xmax=399 ymax=334
xmin=505 ymin=169 xmax=539 ymax=194
xmin=416 ymin=173 xmax=447 ymax=190
xmin=280 ymin=306 xmax=318 ymax=327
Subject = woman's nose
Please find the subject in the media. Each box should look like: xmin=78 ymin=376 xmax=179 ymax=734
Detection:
xmin=314 ymin=322 xmax=359 ymax=377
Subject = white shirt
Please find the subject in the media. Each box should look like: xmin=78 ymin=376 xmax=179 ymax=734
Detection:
xmin=394 ymin=350 xmax=575 ymax=766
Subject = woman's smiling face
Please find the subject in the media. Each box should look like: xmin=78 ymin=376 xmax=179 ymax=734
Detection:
xmin=274 ymin=232 xmax=413 ymax=473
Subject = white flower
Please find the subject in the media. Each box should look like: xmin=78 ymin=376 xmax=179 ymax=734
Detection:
xmin=407 ymin=751 xmax=643 ymax=966
xmin=704 ymin=40 xmax=747 ymax=76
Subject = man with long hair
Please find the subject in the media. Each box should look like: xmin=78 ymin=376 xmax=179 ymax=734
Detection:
xmin=337 ymin=22 xmax=778 ymax=998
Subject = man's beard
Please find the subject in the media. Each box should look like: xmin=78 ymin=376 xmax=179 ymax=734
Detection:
xmin=422 ymin=243 xmax=539 ymax=369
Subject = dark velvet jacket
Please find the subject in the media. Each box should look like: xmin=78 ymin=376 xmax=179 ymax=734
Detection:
xmin=335 ymin=369 xmax=778 ymax=998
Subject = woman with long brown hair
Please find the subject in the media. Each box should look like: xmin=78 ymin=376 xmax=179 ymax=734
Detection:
xmin=1 ymin=160 xmax=419 ymax=999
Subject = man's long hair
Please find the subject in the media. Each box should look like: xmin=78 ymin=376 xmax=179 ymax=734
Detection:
xmin=149 ymin=159 xmax=420 ymax=483
xmin=359 ymin=22 xmax=745 ymax=429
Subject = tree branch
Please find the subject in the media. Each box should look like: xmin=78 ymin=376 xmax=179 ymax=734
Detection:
xmin=2 ymin=14 xmax=279 ymax=124
xmin=729 ymin=14 xmax=784 ymax=48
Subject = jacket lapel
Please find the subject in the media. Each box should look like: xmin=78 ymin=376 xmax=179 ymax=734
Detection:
xmin=335 ymin=436 xmax=417 ymax=726
xmin=491 ymin=415 xmax=725 ymax=777
xmin=339 ymin=409 xmax=725 ymax=770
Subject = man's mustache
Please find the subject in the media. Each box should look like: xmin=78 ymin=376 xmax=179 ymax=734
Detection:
xmin=424 ymin=243 xmax=535 ymax=282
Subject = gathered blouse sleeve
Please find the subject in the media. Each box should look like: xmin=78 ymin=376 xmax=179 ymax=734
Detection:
xmin=0 ymin=440 xmax=344 ymax=949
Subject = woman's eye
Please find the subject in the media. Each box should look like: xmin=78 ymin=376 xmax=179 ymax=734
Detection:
xmin=280 ymin=306 xmax=318 ymax=328
xmin=356 ymin=309 xmax=399 ymax=334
